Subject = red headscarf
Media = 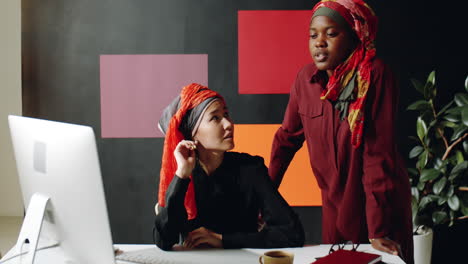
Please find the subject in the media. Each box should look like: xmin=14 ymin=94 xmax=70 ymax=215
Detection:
xmin=312 ymin=0 xmax=378 ymax=147
xmin=158 ymin=83 xmax=224 ymax=220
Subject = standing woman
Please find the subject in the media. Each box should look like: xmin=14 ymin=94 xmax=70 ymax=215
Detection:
xmin=154 ymin=83 xmax=304 ymax=251
xmin=269 ymin=0 xmax=413 ymax=263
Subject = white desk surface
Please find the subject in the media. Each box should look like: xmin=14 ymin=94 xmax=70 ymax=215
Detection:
xmin=0 ymin=243 xmax=405 ymax=264
xmin=115 ymin=244 xmax=404 ymax=264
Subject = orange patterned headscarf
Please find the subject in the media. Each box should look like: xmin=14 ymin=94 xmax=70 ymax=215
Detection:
xmin=158 ymin=83 xmax=224 ymax=220
xmin=312 ymin=0 xmax=378 ymax=147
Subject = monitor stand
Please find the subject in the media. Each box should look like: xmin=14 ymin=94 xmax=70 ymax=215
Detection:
xmin=1 ymin=193 xmax=58 ymax=264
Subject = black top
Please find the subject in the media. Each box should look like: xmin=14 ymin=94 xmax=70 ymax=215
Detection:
xmin=154 ymin=152 xmax=304 ymax=251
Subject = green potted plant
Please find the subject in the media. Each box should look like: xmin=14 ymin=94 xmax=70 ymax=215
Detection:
xmin=406 ymin=71 xmax=468 ymax=264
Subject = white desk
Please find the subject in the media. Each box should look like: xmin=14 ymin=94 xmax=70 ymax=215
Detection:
xmin=117 ymin=244 xmax=405 ymax=264
xmin=0 ymin=244 xmax=405 ymax=264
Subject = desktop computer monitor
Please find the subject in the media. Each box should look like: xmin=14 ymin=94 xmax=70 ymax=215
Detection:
xmin=5 ymin=115 xmax=116 ymax=263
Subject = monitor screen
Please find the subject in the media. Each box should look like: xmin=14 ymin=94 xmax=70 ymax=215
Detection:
xmin=7 ymin=115 xmax=115 ymax=263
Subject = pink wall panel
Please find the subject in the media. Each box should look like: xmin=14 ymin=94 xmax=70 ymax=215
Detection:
xmin=238 ymin=10 xmax=313 ymax=94
xmin=100 ymin=54 xmax=208 ymax=138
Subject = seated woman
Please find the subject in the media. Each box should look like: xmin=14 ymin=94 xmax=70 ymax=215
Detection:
xmin=154 ymin=83 xmax=304 ymax=251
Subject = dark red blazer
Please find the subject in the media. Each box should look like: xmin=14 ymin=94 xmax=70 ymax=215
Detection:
xmin=269 ymin=58 xmax=413 ymax=263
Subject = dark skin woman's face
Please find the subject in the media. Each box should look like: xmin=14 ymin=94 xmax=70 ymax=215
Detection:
xmin=309 ymin=15 xmax=357 ymax=77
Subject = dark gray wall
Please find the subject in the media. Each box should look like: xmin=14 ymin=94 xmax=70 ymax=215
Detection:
xmin=21 ymin=0 xmax=467 ymax=245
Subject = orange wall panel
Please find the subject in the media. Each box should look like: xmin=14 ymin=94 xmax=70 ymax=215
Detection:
xmin=232 ymin=124 xmax=322 ymax=206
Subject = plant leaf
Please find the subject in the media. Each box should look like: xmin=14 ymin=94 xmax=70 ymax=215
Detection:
xmin=407 ymin=100 xmax=431 ymax=112
xmin=409 ymin=146 xmax=424 ymax=159
xmin=432 ymin=211 xmax=448 ymax=225
xmin=451 ymin=125 xmax=467 ymax=142
xmin=455 ymin=150 xmax=464 ymax=164
xmin=417 ymin=180 xmax=425 ymax=191
xmin=448 ymin=154 xmax=459 ymax=165
xmin=429 ymin=118 xmax=438 ymax=130
xmin=411 ymin=187 xmax=420 ymax=201
xmin=437 ymin=101 xmax=454 ymax=117
xmin=447 ymin=185 xmax=454 ymax=197
xmin=424 ymin=136 xmax=431 ymax=147
xmin=407 ymin=168 xmax=418 ymax=176
xmin=450 ymin=211 xmax=456 ymax=227
xmin=424 ymin=71 xmax=436 ymax=100
xmin=433 ymin=177 xmax=447 ymax=195
xmin=438 ymin=160 xmax=449 ymax=174
xmin=420 ymin=169 xmax=440 ymax=182
xmin=417 ymin=150 xmax=428 ymax=170
xmin=462 ymin=105 xmax=468 ymax=126
xmin=417 ymin=117 xmax=428 ymax=142
xmin=424 ymin=83 xmax=435 ymax=100
xmin=440 ymin=121 xmax=457 ymax=128
xmin=461 ymin=202 xmax=468 ymax=216
xmin=438 ymin=196 xmax=447 ymax=206
xmin=411 ymin=197 xmax=418 ymax=223
xmin=465 ymin=75 xmax=468 ymax=93
xmin=411 ymin=78 xmax=425 ymax=95
xmin=427 ymin=70 xmax=436 ymax=85
xmin=444 ymin=114 xmax=460 ymax=122
xmin=419 ymin=195 xmax=437 ymax=209
xmin=449 ymin=161 xmax=468 ymax=180
xmin=434 ymin=158 xmax=447 ymax=170
xmin=448 ymin=195 xmax=460 ymax=211
xmin=454 ymin=93 xmax=468 ymax=106
xmin=464 ymin=140 xmax=468 ymax=154
xmin=445 ymin=106 xmax=463 ymax=115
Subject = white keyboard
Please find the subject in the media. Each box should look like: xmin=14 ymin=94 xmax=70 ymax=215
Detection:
xmin=115 ymin=247 xmax=262 ymax=264
xmin=116 ymin=248 xmax=173 ymax=264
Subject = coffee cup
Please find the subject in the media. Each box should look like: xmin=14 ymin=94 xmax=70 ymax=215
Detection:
xmin=258 ymin=250 xmax=294 ymax=264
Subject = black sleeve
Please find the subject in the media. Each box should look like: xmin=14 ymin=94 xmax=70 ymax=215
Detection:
xmin=153 ymin=176 xmax=190 ymax=251
xmin=222 ymin=157 xmax=305 ymax=248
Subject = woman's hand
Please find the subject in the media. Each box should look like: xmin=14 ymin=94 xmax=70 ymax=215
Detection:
xmin=183 ymin=227 xmax=223 ymax=249
xmin=370 ymin=237 xmax=401 ymax=256
xmin=174 ymin=140 xmax=197 ymax=179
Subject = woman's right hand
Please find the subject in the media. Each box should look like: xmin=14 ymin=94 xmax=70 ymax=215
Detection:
xmin=174 ymin=140 xmax=197 ymax=179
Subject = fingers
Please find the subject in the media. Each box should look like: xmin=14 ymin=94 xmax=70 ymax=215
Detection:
xmin=175 ymin=140 xmax=197 ymax=152
xmin=371 ymin=238 xmax=400 ymax=255
xmin=183 ymin=227 xmax=222 ymax=249
xmin=191 ymin=234 xmax=222 ymax=249
xmin=185 ymin=140 xmax=197 ymax=150
xmin=174 ymin=140 xmax=198 ymax=178
xmin=188 ymin=227 xmax=206 ymax=239
xmin=184 ymin=227 xmax=207 ymax=248
xmin=192 ymin=237 xmax=214 ymax=248
xmin=184 ymin=236 xmax=199 ymax=249
xmin=382 ymin=240 xmax=399 ymax=255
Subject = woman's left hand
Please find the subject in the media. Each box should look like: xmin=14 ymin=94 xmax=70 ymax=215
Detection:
xmin=183 ymin=227 xmax=223 ymax=249
xmin=370 ymin=237 xmax=401 ymax=256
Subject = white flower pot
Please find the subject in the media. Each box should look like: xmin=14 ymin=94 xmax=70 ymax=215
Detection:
xmin=413 ymin=227 xmax=433 ymax=264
